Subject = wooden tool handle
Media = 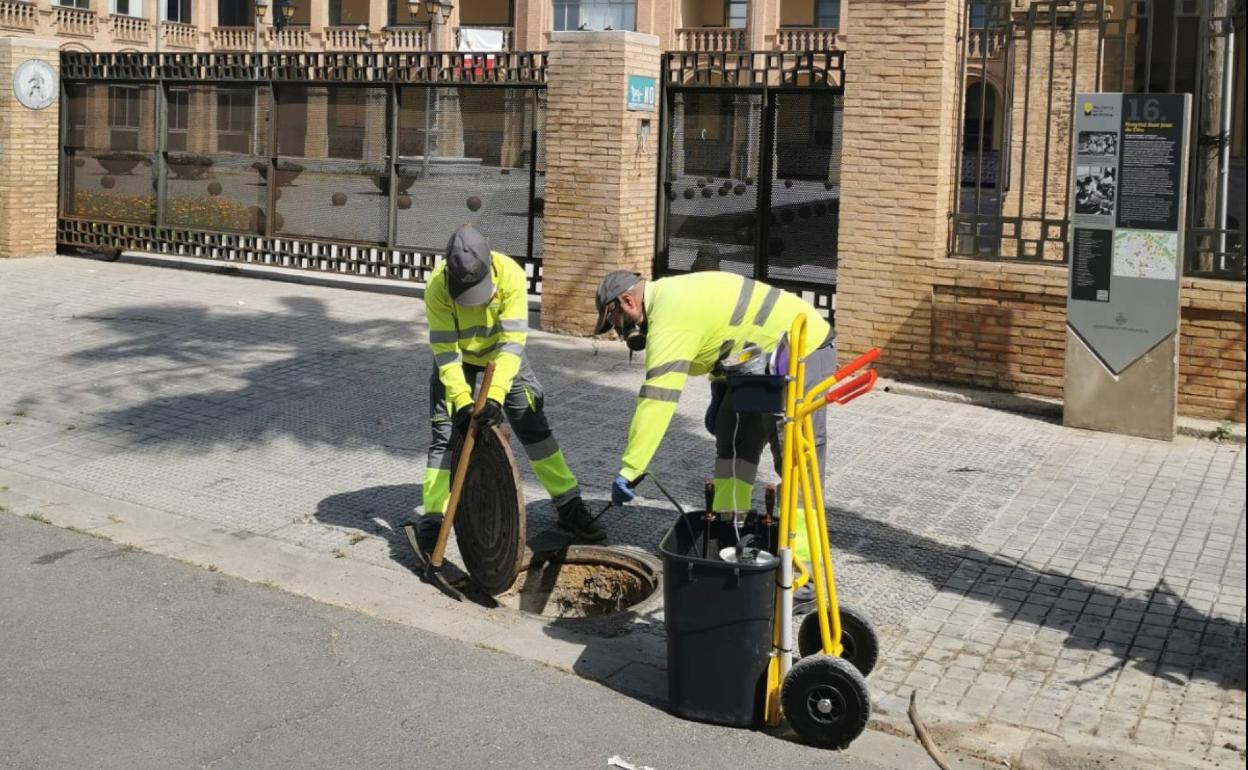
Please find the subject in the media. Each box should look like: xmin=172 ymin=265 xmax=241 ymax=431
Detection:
xmin=431 ymin=361 xmax=496 ymax=567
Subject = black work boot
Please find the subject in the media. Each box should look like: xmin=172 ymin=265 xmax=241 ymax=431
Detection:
xmin=415 ymin=514 xmax=444 ymax=556
xmin=556 ymin=497 xmax=606 ymax=542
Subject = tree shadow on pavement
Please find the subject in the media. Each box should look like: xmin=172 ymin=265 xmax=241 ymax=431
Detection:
xmin=829 ymin=504 xmax=1247 ymax=692
xmin=20 ymin=296 xmax=425 ymax=455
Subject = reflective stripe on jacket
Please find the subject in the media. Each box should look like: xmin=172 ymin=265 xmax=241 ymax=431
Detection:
xmin=619 ymin=272 xmax=831 ymax=480
xmin=426 ymin=251 xmax=528 ymax=412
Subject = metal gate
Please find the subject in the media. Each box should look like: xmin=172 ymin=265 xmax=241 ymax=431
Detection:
xmin=57 ymin=52 xmax=548 ymax=293
xmin=953 ymin=0 xmax=1246 ymax=281
xmin=655 ymin=52 xmax=845 ymax=316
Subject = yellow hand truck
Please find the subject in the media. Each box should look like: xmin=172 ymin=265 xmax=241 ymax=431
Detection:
xmin=763 ymin=313 xmax=882 ymax=749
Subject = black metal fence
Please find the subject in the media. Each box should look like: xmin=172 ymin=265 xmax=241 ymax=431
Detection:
xmin=655 ymin=51 xmax=845 ymax=317
xmin=953 ymin=0 xmax=1246 ymax=281
xmin=58 ymin=52 xmax=547 ymax=293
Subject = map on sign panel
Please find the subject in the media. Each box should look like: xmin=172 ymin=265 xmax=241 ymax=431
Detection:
xmin=1112 ymin=230 xmax=1178 ymax=280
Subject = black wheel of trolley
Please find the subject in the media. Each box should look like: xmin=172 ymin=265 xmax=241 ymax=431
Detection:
xmin=781 ymin=655 xmax=871 ymax=750
xmin=797 ymin=604 xmax=879 ymax=677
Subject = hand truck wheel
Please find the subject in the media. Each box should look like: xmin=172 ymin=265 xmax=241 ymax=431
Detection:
xmin=797 ymin=603 xmax=879 ymax=677
xmin=781 ymin=654 xmax=871 ymax=749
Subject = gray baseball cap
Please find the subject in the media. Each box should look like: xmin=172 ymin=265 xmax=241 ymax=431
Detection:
xmin=593 ymin=270 xmax=643 ymax=335
xmin=445 ymin=224 xmax=494 ymax=307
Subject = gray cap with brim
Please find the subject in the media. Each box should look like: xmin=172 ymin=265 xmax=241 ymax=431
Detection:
xmin=446 ymin=224 xmax=494 ymax=307
xmin=593 ymin=270 xmax=643 ymax=335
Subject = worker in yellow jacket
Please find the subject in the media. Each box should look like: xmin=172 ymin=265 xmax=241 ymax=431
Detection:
xmin=594 ymin=270 xmax=836 ymax=570
xmin=414 ymin=225 xmax=603 ymax=554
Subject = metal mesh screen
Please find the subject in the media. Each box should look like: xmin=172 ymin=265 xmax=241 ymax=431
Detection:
xmin=394 ymin=85 xmax=538 ymax=259
xmin=664 ymin=90 xmax=763 ymax=277
xmin=62 ymin=83 xmax=158 ymax=225
xmin=766 ymin=91 xmax=841 ymax=287
xmin=273 ymin=84 xmax=391 ymax=244
xmin=532 ymin=89 xmax=547 ymax=260
xmin=163 ymin=84 xmax=271 ymax=235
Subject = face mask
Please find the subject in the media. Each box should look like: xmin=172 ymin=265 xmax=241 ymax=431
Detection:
xmin=624 ymin=324 xmax=647 ymax=352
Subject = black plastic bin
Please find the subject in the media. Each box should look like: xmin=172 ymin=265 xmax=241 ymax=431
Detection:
xmin=658 ymin=511 xmax=779 ymax=727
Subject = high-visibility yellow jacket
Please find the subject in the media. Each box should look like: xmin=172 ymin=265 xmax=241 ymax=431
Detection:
xmin=426 ymin=251 xmax=528 ymax=412
xmin=619 ymin=272 xmax=831 ymax=480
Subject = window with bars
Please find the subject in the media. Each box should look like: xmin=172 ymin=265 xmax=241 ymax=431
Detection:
xmin=553 ymin=0 xmax=634 ymax=31
xmin=108 ymin=86 xmax=142 ymax=151
xmin=217 ymin=88 xmax=255 ymax=154
xmin=167 ymin=88 xmax=190 ymax=151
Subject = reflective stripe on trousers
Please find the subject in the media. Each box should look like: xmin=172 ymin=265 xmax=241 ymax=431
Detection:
xmin=421 ymin=357 xmax=579 ymax=514
xmin=710 ymin=340 xmax=836 ymax=563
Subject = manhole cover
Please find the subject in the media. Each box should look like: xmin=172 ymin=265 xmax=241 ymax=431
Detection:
xmin=497 ymin=546 xmax=658 ymax=619
xmin=451 ymin=425 xmax=525 ymax=595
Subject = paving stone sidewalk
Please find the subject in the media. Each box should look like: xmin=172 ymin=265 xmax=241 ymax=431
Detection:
xmin=1 ymin=256 xmax=1243 ymax=767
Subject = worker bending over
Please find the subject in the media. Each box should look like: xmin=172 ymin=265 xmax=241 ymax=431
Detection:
xmin=594 ymin=270 xmax=836 ymax=569
xmin=414 ymin=225 xmax=603 ymax=555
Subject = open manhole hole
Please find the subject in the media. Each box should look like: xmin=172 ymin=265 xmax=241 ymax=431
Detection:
xmin=497 ymin=545 xmax=658 ymax=619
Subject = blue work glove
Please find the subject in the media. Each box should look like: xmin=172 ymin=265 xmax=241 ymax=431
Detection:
xmin=704 ymin=380 xmax=727 ymax=436
xmin=611 ymin=474 xmax=638 ymax=506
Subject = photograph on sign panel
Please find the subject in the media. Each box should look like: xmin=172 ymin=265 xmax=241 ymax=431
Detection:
xmin=1078 ymin=131 xmax=1118 ymax=157
xmin=1075 ymin=165 xmax=1116 ymax=216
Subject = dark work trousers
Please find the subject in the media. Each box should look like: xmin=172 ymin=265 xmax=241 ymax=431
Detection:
xmin=711 ymin=340 xmax=836 ymax=560
xmin=422 ymin=358 xmax=580 ymax=516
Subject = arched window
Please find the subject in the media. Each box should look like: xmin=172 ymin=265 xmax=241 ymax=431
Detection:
xmin=963 ymin=81 xmax=997 ymax=152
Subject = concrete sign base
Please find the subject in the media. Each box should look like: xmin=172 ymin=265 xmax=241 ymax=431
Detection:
xmin=1064 ymin=328 xmax=1178 ymax=440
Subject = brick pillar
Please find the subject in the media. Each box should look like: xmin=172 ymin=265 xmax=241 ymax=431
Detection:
xmin=834 ymin=0 xmax=964 ymax=379
xmin=85 ymin=85 xmax=111 ymax=150
xmin=362 ymin=87 xmax=388 ymax=159
xmin=433 ymin=88 xmax=465 ymax=158
xmin=0 ymin=38 xmax=60 ymax=259
xmin=498 ymin=89 xmax=530 ymax=168
xmin=305 ymin=86 xmax=330 ymax=157
xmin=540 ymin=31 xmax=661 ymax=335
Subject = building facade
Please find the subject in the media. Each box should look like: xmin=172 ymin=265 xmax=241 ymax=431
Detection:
xmin=3 ymin=0 xmax=1245 ymax=424
xmin=0 ymin=0 xmax=848 ymax=54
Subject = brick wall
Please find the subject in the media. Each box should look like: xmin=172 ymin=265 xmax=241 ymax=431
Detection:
xmin=1179 ymin=279 xmax=1247 ymax=421
xmin=0 ymin=38 xmax=60 ymax=259
xmin=930 ymin=260 xmax=1068 ymax=399
xmin=922 ymin=260 xmax=1246 ymax=422
xmin=539 ymin=31 xmax=660 ymax=335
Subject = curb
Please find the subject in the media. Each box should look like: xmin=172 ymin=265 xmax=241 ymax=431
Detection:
xmin=2 ymin=467 xmax=1230 ymax=770
xmin=0 ymin=467 xmax=971 ymax=770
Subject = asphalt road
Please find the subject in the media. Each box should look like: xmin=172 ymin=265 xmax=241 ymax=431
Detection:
xmin=0 ymin=513 xmax=899 ymax=770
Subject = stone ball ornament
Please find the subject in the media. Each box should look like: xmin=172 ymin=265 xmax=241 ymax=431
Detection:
xmin=467 ymin=195 xmax=482 ymax=211
xmin=207 ymin=181 xmax=223 ymax=196
xmin=100 ymin=176 xmax=116 ymax=189
xmin=12 ymin=60 xmax=57 ymax=111
xmin=331 ymin=192 xmax=347 ymax=206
